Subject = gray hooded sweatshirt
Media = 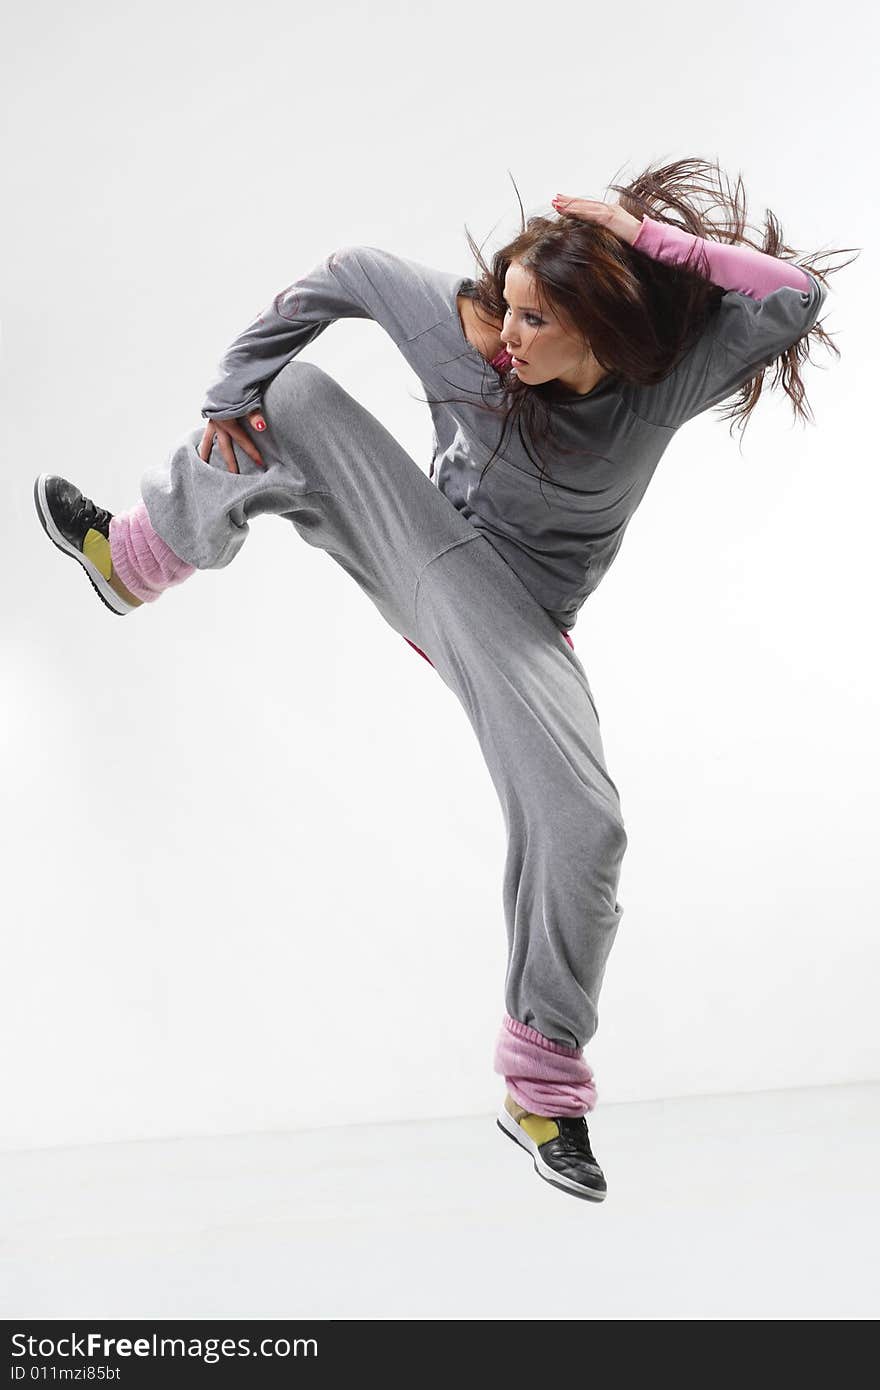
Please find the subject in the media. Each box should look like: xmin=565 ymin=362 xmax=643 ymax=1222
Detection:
xmin=199 ymin=238 xmax=827 ymax=631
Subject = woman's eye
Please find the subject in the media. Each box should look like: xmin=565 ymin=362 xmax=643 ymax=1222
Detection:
xmin=502 ymin=303 xmax=542 ymax=328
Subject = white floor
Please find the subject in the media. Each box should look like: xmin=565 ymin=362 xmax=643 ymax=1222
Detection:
xmin=2 ymin=1082 xmax=877 ymax=1320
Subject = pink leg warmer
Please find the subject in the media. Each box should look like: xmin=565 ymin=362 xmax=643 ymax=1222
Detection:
xmin=109 ymin=500 xmax=196 ymax=603
xmin=493 ymin=1013 xmax=597 ymax=1117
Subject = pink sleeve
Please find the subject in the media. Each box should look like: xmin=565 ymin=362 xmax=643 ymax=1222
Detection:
xmin=632 ymin=215 xmax=812 ymax=300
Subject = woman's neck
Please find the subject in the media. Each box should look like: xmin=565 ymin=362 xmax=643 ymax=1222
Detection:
xmin=457 ymin=294 xmax=504 ymax=361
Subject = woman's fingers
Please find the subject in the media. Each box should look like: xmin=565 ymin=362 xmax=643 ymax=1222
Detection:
xmin=551 ymin=195 xmax=641 ymax=245
xmin=197 ymin=420 xmax=228 ymax=466
xmin=196 ymin=421 xmax=239 ymax=473
xmin=197 ymin=414 xmax=267 ymax=471
xmin=552 ymin=195 xmax=613 ymax=225
xmin=222 ymin=416 xmax=267 ymax=469
xmin=217 ymin=428 xmax=240 ymax=475
xmin=197 ymin=422 xmax=213 ymax=463
xmin=224 ymin=420 xmax=259 ymax=468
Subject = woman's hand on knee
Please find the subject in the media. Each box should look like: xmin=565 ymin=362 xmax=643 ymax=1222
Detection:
xmin=198 ymin=411 xmax=268 ymax=473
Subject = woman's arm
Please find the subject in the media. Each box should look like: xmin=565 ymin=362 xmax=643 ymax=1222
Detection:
xmin=551 ymin=194 xmax=828 ymax=428
xmin=200 ymin=249 xmax=374 ymax=421
xmin=199 ymin=245 xmax=455 ymax=421
xmin=552 ymin=194 xmax=815 ymax=298
xmin=631 ymin=214 xmax=812 ymax=300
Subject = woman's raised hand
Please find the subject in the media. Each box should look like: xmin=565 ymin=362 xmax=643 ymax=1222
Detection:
xmin=198 ymin=410 xmax=268 ymax=473
xmin=551 ymin=195 xmax=643 ymax=247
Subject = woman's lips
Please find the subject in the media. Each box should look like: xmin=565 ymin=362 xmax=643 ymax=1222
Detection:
xmin=492 ymin=347 xmax=528 ymax=372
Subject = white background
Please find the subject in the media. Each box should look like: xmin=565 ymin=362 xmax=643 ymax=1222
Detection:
xmin=1 ymin=0 xmax=875 ymax=1151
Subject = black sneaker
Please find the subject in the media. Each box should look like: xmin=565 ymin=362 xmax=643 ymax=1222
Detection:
xmin=33 ymin=473 xmax=142 ymax=615
xmin=497 ymin=1092 xmax=607 ymax=1201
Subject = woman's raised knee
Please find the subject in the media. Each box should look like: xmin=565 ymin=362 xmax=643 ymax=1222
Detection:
xmin=263 ymin=359 xmax=346 ymax=420
xmin=572 ymin=794 xmax=628 ymax=877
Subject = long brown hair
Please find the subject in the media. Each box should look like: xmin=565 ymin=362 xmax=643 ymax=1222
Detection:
xmin=424 ymin=156 xmax=857 ymax=494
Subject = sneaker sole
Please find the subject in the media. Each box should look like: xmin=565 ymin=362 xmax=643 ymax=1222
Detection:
xmin=33 ymin=474 xmax=134 ymax=617
xmin=496 ymin=1106 xmax=607 ymax=1202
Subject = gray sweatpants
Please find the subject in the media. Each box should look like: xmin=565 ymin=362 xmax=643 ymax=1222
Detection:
xmin=141 ymin=360 xmax=627 ymax=1056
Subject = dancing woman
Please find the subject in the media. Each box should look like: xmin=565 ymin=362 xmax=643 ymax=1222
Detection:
xmin=34 ymin=157 xmax=848 ymax=1202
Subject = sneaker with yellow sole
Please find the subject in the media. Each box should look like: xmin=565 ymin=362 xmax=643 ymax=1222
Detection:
xmin=34 ymin=474 xmax=143 ymax=615
xmin=496 ymin=1092 xmax=607 ymax=1201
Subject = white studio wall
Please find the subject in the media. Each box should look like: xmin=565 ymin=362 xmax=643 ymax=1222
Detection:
xmin=0 ymin=0 xmax=875 ymax=1151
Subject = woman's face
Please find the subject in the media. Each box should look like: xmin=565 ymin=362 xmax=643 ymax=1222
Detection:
xmin=500 ymin=260 xmax=607 ymax=395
